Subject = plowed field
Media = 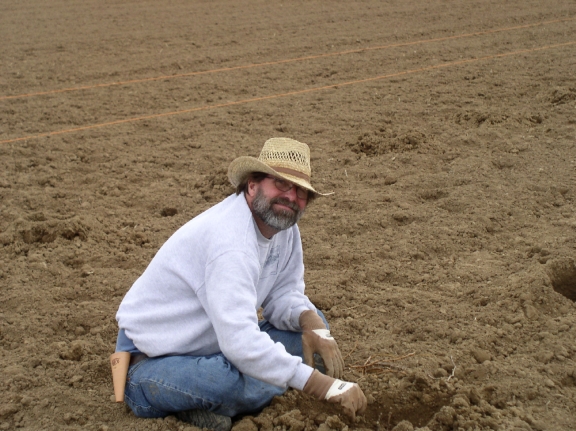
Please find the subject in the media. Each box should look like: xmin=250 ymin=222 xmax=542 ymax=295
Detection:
xmin=1 ymin=1 xmax=576 ymax=430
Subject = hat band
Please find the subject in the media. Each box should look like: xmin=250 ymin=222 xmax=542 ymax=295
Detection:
xmin=272 ymin=166 xmax=310 ymax=182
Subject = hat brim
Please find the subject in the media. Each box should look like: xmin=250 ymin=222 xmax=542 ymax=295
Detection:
xmin=228 ymin=156 xmax=332 ymax=196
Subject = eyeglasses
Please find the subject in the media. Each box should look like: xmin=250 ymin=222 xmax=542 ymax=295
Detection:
xmin=266 ymin=176 xmax=309 ymax=200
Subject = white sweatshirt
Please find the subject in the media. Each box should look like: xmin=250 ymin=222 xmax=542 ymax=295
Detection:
xmin=116 ymin=193 xmax=316 ymax=390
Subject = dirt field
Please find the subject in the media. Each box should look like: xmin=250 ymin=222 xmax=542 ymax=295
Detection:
xmin=1 ymin=1 xmax=576 ymax=430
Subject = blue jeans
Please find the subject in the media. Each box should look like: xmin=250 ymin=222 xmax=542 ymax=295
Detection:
xmin=124 ymin=312 xmax=327 ymax=419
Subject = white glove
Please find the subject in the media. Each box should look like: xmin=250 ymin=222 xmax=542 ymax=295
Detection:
xmin=302 ymin=329 xmax=344 ymax=378
xmin=303 ymin=370 xmax=367 ymax=420
xmin=299 ymin=310 xmax=344 ymax=378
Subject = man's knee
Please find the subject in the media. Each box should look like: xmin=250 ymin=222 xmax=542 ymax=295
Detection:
xmin=316 ymin=309 xmax=329 ymax=329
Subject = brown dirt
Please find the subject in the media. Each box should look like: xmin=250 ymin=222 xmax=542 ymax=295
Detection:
xmin=1 ymin=1 xmax=576 ymax=430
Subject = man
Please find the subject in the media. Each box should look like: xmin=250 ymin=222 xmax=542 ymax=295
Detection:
xmin=115 ymin=137 xmax=367 ymax=431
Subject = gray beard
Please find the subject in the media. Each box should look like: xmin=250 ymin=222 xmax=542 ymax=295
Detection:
xmin=252 ymin=188 xmax=305 ymax=231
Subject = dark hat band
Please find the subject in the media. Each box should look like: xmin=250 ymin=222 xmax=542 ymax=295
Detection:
xmin=272 ymin=166 xmax=311 ymax=182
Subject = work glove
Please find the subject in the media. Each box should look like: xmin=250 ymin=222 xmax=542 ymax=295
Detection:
xmin=300 ymin=310 xmax=345 ymax=378
xmin=303 ymin=370 xmax=367 ymax=421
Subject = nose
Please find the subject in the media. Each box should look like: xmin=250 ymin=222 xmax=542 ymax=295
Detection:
xmin=280 ymin=185 xmax=298 ymax=201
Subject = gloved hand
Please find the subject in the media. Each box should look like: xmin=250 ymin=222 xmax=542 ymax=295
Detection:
xmin=302 ymin=329 xmax=344 ymax=378
xmin=303 ymin=370 xmax=367 ymax=421
xmin=299 ymin=310 xmax=344 ymax=378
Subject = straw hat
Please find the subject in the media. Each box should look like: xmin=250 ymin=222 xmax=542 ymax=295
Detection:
xmin=228 ymin=137 xmax=331 ymax=196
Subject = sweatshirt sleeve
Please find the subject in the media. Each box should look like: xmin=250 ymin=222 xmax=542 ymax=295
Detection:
xmin=260 ymin=226 xmax=316 ymax=331
xmin=200 ymin=249 xmax=312 ymax=389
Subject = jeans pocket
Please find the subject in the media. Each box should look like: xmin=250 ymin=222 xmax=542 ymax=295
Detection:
xmin=125 ymin=362 xmax=166 ymax=419
xmin=127 ymin=358 xmax=149 ymax=380
xmin=124 ymin=392 xmax=165 ymax=418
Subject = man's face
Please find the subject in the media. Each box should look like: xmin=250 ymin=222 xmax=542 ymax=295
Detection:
xmin=251 ymin=176 xmax=308 ymax=231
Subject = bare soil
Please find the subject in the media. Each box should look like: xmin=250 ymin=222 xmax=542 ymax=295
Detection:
xmin=1 ymin=1 xmax=576 ymax=430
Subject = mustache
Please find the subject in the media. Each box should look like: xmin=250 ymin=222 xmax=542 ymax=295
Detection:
xmin=271 ymin=197 xmax=299 ymax=213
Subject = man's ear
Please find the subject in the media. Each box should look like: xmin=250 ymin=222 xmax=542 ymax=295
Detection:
xmin=247 ymin=179 xmax=257 ymax=197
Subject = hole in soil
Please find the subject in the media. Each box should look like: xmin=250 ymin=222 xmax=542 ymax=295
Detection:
xmin=363 ymin=391 xmax=452 ymax=429
xmin=274 ymin=386 xmax=452 ymax=430
xmin=547 ymin=259 xmax=576 ymax=302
